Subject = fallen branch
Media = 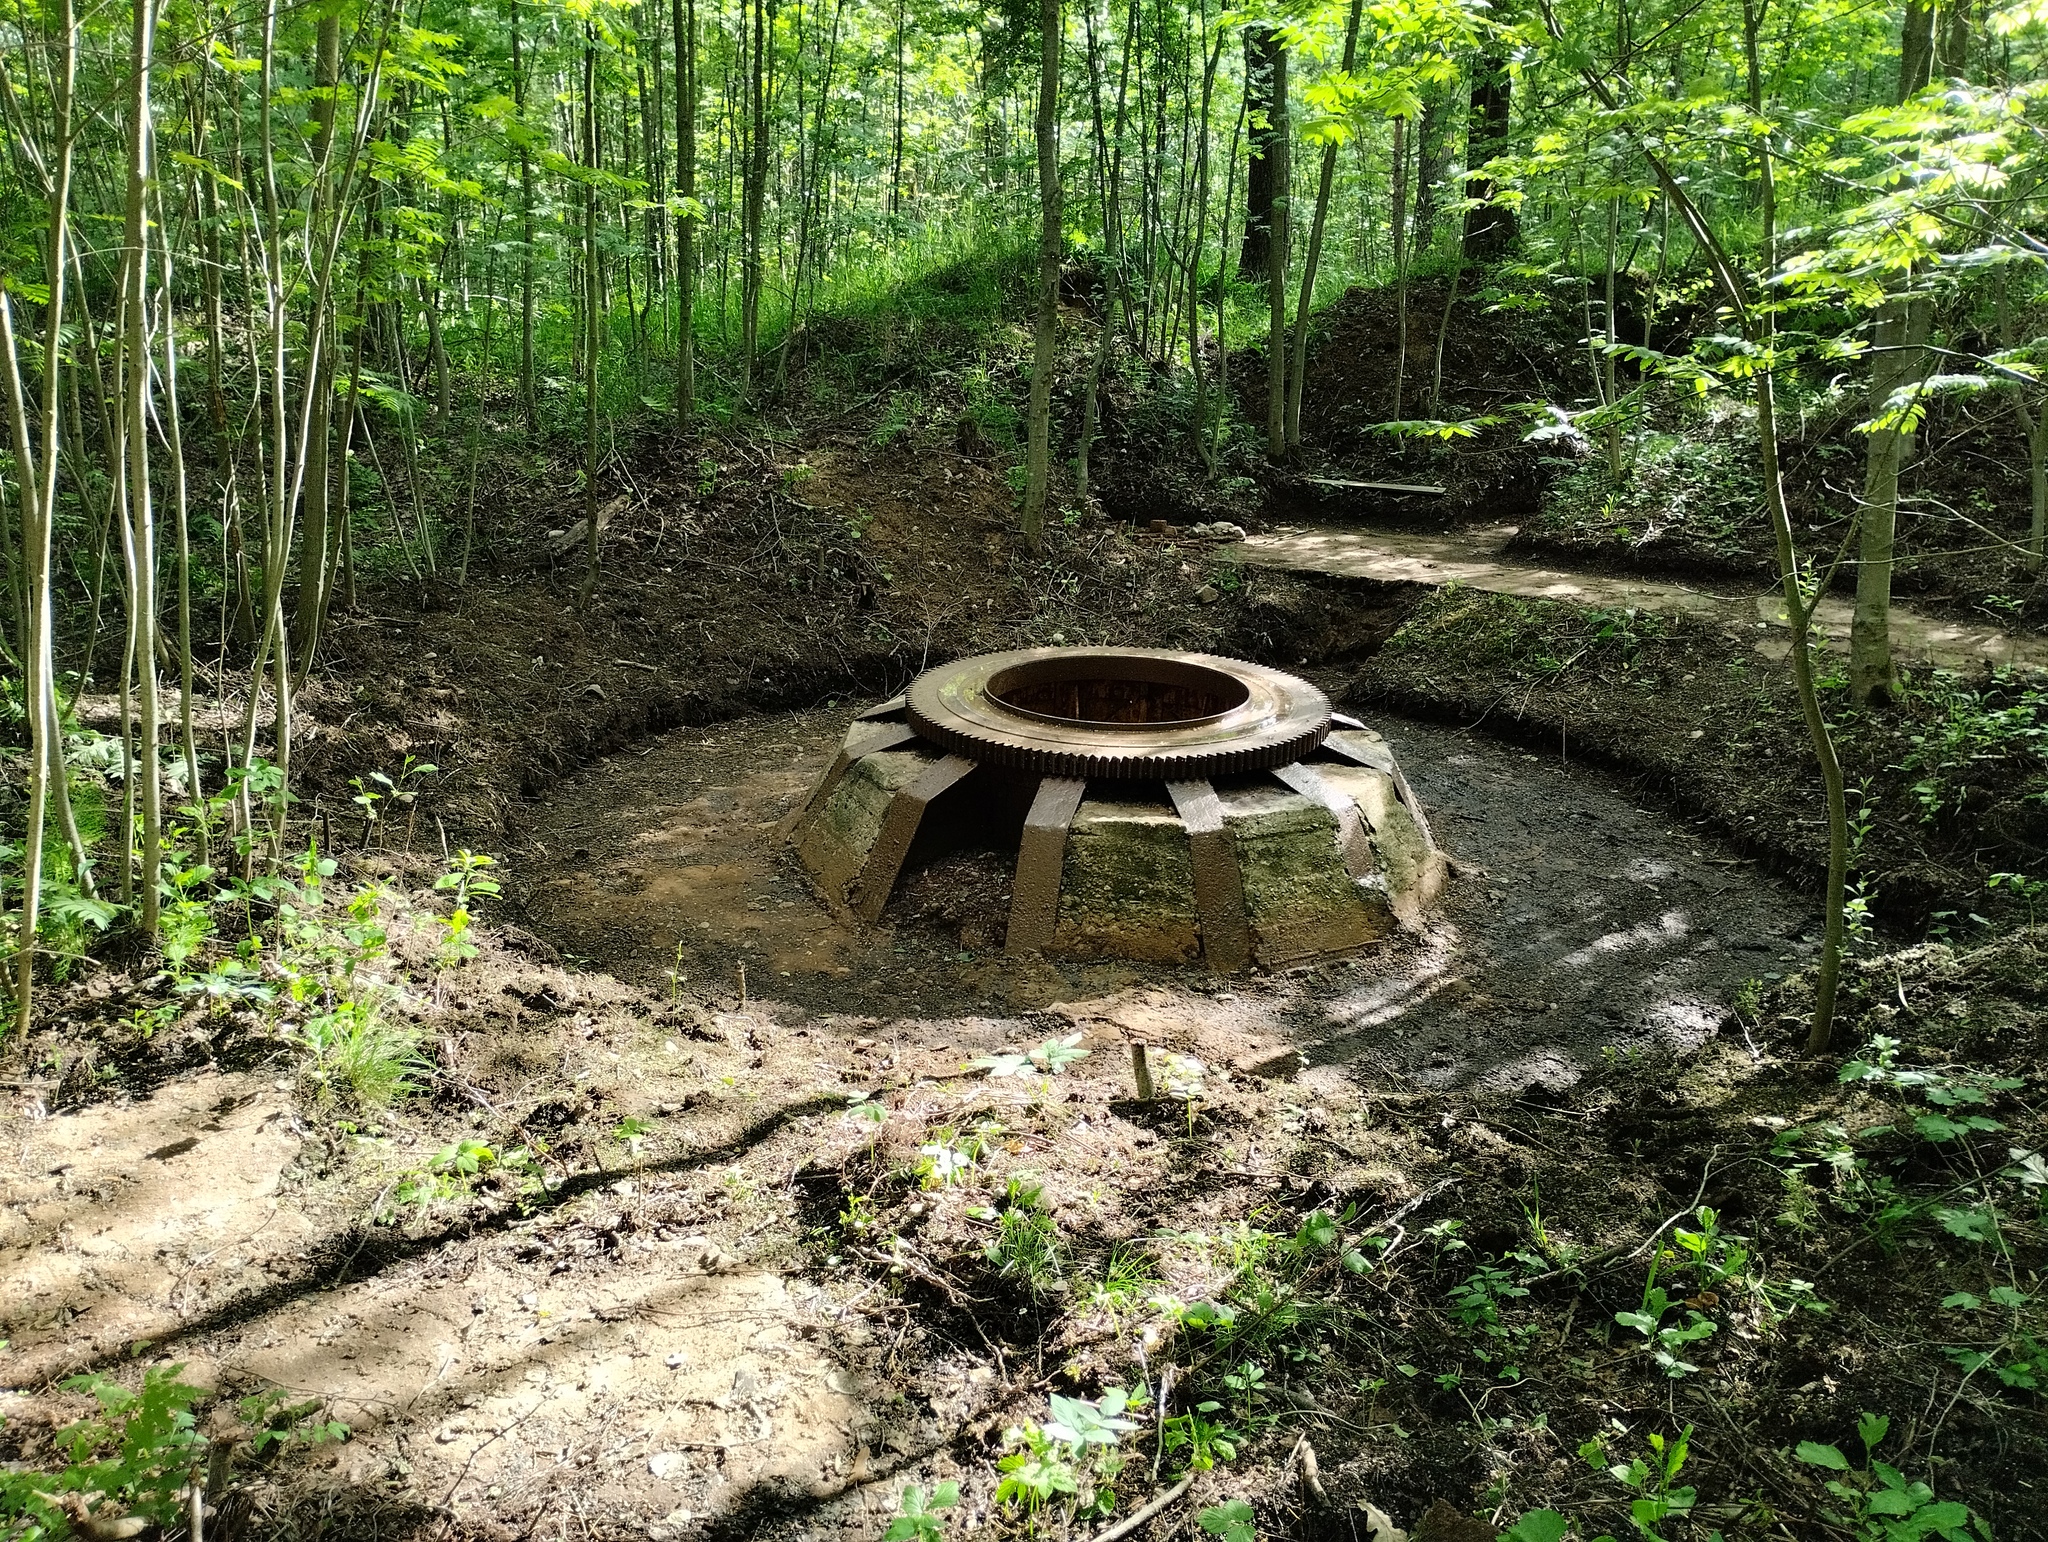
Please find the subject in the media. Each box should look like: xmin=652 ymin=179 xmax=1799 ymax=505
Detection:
xmin=1090 ymin=1473 xmax=1195 ymax=1542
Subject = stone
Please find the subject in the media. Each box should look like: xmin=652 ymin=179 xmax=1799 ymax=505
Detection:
xmin=1054 ymin=796 xmax=1200 ymax=962
xmin=794 ymin=746 xmax=938 ymax=904
xmin=1317 ymin=762 xmax=1446 ymax=924
xmin=1217 ymin=780 xmax=1389 ymax=964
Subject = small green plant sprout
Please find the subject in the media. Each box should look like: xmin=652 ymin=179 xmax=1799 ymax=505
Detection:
xmin=1615 ymin=1278 xmax=1716 ymax=1379
xmin=975 ymin=1033 xmax=1090 ymax=1078
xmin=1449 ymin=1258 xmax=1541 ymax=1379
xmin=1671 ymin=1206 xmax=1750 ymax=1291
xmin=1838 ymin=1036 xmax=2022 ymax=1144
xmin=1988 ymin=870 xmax=2048 ymax=925
xmin=981 ymin=1176 xmax=1063 ymax=1291
xmin=1162 ymin=1404 xmax=1242 ymax=1472
xmin=1579 ymin=1422 xmax=1696 ymax=1540
xmin=916 ymin=1127 xmax=982 ymax=1189
xmin=1795 ymin=1412 xmax=1986 ymax=1541
xmin=614 ymin=1114 xmax=655 ymax=1156
xmin=432 ymin=849 xmax=501 ymax=966
xmin=995 ymin=1424 xmax=1081 ymax=1519
xmin=884 ymin=1481 xmax=961 ymax=1542
xmin=1199 ymin=1500 xmax=1256 ymax=1542
xmin=301 ymin=997 xmax=427 ymax=1107
xmin=237 ymin=1386 xmax=350 ymax=1453
xmin=1159 ymin=1052 xmax=1208 ymax=1134
xmin=1942 ymin=1284 xmax=2044 ymax=1392
xmin=175 ymin=956 xmax=276 ymax=1014
xmin=389 ymin=1138 xmax=498 ymax=1218
xmin=1044 ymin=1386 xmax=1140 ymax=1449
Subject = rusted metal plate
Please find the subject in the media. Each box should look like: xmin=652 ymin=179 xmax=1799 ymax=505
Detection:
xmin=1166 ymin=778 xmax=1252 ymax=972
xmin=846 ymin=754 xmax=977 ymax=921
xmin=1005 ymin=776 xmax=1088 ymax=954
xmin=906 ymin=647 xmax=1330 ymax=780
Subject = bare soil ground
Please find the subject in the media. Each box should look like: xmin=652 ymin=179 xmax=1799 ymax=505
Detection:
xmin=7 ymin=276 xmax=2047 ymax=1542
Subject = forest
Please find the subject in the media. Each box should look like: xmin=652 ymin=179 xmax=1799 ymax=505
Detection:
xmin=2 ymin=0 xmax=2048 ymax=1531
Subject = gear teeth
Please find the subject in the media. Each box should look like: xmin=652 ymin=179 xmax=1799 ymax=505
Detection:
xmin=901 ymin=647 xmax=1332 ymax=781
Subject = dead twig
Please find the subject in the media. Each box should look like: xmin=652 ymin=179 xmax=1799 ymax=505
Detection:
xmin=1088 ymin=1473 xmax=1194 ymax=1542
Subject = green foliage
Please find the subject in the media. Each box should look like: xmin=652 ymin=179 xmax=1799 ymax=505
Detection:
xmin=995 ymin=1388 xmax=1138 ymax=1522
xmin=0 ymin=1367 xmax=346 ymax=1540
xmin=1794 ymin=1413 xmax=1987 ymax=1541
xmin=883 ymin=1482 xmax=960 ymax=1542
xmin=432 ymin=849 xmax=501 ymax=966
xmin=981 ymin=1176 xmax=1063 ymax=1292
xmin=975 ymin=1033 xmax=1089 ymax=1078
xmin=1898 ymin=673 xmax=2048 ymax=825
xmin=302 ymin=996 xmax=427 ymax=1107
xmin=1198 ymin=1500 xmax=1256 ymax=1542
xmin=1578 ymin=1424 xmax=1696 ymax=1540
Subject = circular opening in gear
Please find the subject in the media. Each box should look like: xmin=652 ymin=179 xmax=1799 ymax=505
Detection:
xmin=985 ymin=654 xmax=1251 ymax=729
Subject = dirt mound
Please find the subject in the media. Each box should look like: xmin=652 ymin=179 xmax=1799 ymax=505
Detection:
xmin=1268 ymin=279 xmax=1593 ymax=521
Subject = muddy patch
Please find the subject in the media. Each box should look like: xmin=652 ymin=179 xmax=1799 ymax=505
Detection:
xmin=510 ymin=703 xmax=1809 ymax=1093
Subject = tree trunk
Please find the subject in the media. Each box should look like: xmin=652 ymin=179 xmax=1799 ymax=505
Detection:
xmin=1237 ymin=25 xmax=1282 ymax=283
xmin=1390 ymin=113 xmax=1409 ymax=421
xmin=741 ymin=0 xmax=767 ymax=401
xmin=579 ymin=30 xmax=603 ymax=606
xmin=1849 ymin=293 xmax=1931 ymax=706
xmin=0 ymin=0 xmax=74 ymax=1032
xmin=121 ymin=0 xmax=162 ymax=934
xmin=1263 ymin=44 xmax=1288 ymax=460
xmin=512 ymin=0 xmax=537 ymax=432
xmin=1411 ymin=88 xmax=1449 ymax=257
xmin=674 ymin=0 xmax=698 ymax=428
xmin=1286 ymin=0 xmax=1363 ymax=453
xmin=1460 ymin=52 xmax=1515 ymax=261
xmin=1020 ymin=0 xmax=1061 ymax=550
xmin=1936 ymin=0 xmax=1971 ymax=78
xmin=1899 ymin=0 xmax=1935 ymax=98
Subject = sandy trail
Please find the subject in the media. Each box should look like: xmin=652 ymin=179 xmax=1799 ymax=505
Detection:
xmin=1228 ymin=521 xmax=2048 ymax=673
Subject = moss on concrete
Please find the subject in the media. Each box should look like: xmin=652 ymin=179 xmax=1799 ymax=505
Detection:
xmin=1055 ymin=798 xmax=1201 ymax=963
xmin=1219 ymin=782 xmax=1388 ymax=963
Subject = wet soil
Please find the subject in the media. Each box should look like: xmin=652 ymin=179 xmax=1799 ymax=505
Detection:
xmin=507 ymin=704 xmax=1814 ymax=1095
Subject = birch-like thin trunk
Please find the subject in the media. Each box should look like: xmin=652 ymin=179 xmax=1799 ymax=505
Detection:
xmin=2 ymin=0 xmax=76 ymax=1033
xmin=1020 ymin=0 xmax=1062 ymax=550
xmin=1849 ymin=293 xmax=1930 ymax=705
xmin=674 ymin=0 xmax=698 ymax=428
xmin=1286 ymin=0 xmax=1363 ymax=453
xmin=121 ymin=0 xmax=164 ymax=933
xmin=1390 ymin=114 xmax=1410 ymax=422
xmin=579 ymin=30 xmax=603 ymax=606
xmin=1264 ymin=44 xmax=1288 ymax=461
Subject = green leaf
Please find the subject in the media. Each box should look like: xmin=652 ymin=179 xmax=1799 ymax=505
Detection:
xmin=1796 ymin=1441 xmax=1851 ymax=1471
xmin=1936 ymin=1205 xmax=1998 ymax=1243
xmin=1502 ymin=1511 xmax=1570 ymax=1542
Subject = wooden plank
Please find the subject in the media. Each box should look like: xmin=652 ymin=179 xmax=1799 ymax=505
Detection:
xmin=847 ymin=754 xmax=977 ymax=920
xmin=1006 ymin=777 xmax=1088 ymax=954
xmin=1166 ymin=779 xmax=1252 ymax=972
xmin=1298 ymin=477 xmax=1447 ymax=495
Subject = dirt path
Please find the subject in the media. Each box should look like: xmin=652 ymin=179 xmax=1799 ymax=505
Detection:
xmin=510 ymin=705 xmax=1812 ymax=1093
xmin=1229 ymin=521 xmax=2048 ymax=673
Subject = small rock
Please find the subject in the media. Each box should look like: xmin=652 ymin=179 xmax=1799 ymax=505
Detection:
xmin=1194 ymin=584 xmax=1221 ymax=604
xmin=665 ymin=1351 xmax=688 ymax=1369
xmin=582 ymin=682 xmax=607 ymax=700
xmin=648 ymin=1451 xmax=689 ymax=1481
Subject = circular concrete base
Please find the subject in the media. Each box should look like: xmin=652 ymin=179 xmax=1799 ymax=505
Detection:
xmin=789 ymin=668 xmax=1446 ymax=972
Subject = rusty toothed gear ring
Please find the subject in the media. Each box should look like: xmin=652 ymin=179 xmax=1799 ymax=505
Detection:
xmin=903 ymin=646 xmax=1331 ymax=780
